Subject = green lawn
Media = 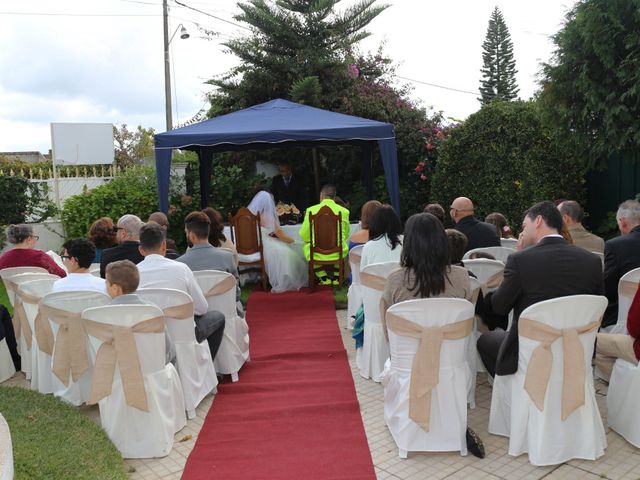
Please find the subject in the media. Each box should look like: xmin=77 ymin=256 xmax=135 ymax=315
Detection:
xmin=0 ymin=387 xmax=127 ymax=479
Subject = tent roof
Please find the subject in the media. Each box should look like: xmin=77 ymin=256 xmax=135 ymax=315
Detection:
xmin=154 ymin=98 xmax=395 ymax=150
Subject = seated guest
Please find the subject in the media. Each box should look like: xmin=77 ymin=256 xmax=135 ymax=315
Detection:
xmin=202 ymin=207 xmax=238 ymax=265
xmin=177 ymin=211 xmax=244 ymax=317
xmin=484 ymin=212 xmax=514 ymax=239
xmin=105 ymin=260 xmax=174 ymax=364
xmin=423 ymin=203 xmax=446 ymax=225
xmin=360 ymin=205 xmax=403 ymax=269
xmin=381 ymin=213 xmax=483 ymax=458
xmin=476 ymin=201 xmax=603 ymax=378
xmin=300 ymin=184 xmax=350 ymax=284
xmin=99 ymin=214 xmax=144 ymax=278
xmin=148 ymin=212 xmax=180 ymax=259
xmin=53 ymin=238 xmax=106 ymax=293
xmin=87 ymin=217 xmax=117 ymax=263
xmin=596 ymin=285 xmax=640 ymax=381
xmin=603 ymin=200 xmax=640 ymax=329
xmin=136 ymin=223 xmax=225 ymax=361
xmin=0 ymin=224 xmax=66 ymax=277
xmin=469 ymin=251 xmax=496 ymax=260
xmin=0 ymin=305 xmax=19 ymax=370
xmin=450 ymin=197 xmax=500 ymax=252
xmin=348 ymin=200 xmax=382 ymax=249
xmin=557 ymin=200 xmax=604 ymax=253
xmin=446 ymin=228 xmax=468 ymax=267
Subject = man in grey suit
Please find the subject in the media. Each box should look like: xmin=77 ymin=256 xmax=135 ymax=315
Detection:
xmin=105 ymin=259 xmax=175 ymax=364
xmin=177 ymin=211 xmax=244 ymax=317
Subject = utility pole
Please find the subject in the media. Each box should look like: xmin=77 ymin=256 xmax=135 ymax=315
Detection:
xmin=163 ymin=0 xmax=173 ymax=130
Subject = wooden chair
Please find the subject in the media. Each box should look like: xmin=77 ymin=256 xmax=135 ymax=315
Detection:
xmin=308 ymin=206 xmax=344 ymax=289
xmin=229 ymin=208 xmax=268 ymax=291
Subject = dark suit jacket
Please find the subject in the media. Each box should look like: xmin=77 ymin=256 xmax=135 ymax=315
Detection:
xmin=454 ymin=216 xmax=501 ymax=252
xmin=487 ymin=236 xmax=603 ymax=375
xmin=603 ymin=226 xmax=640 ymax=327
xmin=100 ymin=241 xmax=144 ymax=278
xmin=270 ymin=174 xmax=306 ymax=210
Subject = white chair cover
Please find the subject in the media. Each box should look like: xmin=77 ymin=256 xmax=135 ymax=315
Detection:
xmin=0 ymin=266 xmax=48 ymax=306
xmin=136 ymin=288 xmax=217 ymax=419
xmin=607 ymin=359 xmax=640 ymax=447
xmin=382 ymin=298 xmax=474 ymax=458
xmin=488 ymin=295 xmax=607 ymax=466
xmin=89 ymin=263 xmax=101 ymax=277
xmin=194 ymin=270 xmax=249 ymax=382
xmin=42 ymin=291 xmax=110 ymax=406
xmin=0 ymin=413 xmax=13 ymax=480
xmin=0 ymin=338 xmax=15 ymax=384
xmin=466 ymin=277 xmax=482 ymax=409
xmin=347 ymin=245 xmax=364 ymax=329
xmin=82 ymin=304 xmax=186 ymax=459
xmin=500 ymin=238 xmax=518 ymax=249
xmin=17 ymin=278 xmax=57 ymax=393
xmin=4 ymin=272 xmax=60 ymax=380
xmin=461 ymin=259 xmax=505 ymax=295
xmin=605 ymin=267 xmax=640 ymax=334
xmin=463 ymin=246 xmax=514 ymax=264
xmin=359 ymin=261 xmax=400 ymax=382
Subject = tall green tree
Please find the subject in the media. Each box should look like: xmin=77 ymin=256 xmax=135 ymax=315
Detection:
xmin=479 ymin=7 xmax=519 ymax=104
xmin=113 ymin=124 xmax=155 ymax=168
xmin=207 ymin=0 xmax=388 ymax=114
xmin=539 ymin=0 xmax=640 ymax=168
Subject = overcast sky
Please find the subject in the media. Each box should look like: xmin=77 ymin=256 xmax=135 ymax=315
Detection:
xmin=0 ymin=0 xmax=577 ymax=153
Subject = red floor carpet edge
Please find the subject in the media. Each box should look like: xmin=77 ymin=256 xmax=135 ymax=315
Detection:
xmin=181 ymin=288 xmax=376 ymax=480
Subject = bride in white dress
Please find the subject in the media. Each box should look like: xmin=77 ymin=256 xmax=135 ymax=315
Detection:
xmin=247 ymin=191 xmax=308 ymax=292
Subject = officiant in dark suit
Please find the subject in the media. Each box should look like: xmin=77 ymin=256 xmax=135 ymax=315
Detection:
xmin=270 ymin=161 xmax=307 ymax=212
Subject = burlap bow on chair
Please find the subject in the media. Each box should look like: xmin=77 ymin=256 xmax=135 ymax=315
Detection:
xmin=16 ymin=290 xmax=54 ymax=355
xmin=40 ymin=305 xmax=88 ymax=385
xmin=479 ymin=270 xmax=504 ymax=295
xmin=619 ymin=280 xmax=639 ymax=299
xmin=203 ymin=276 xmax=236 ymax=297
xmin=84 ymin=316 xmax=165 ymax=412
xmin=11 ymin=294 xmax=33 ymax=351
xmin=349 ymin=251 xmax=362 ymax=269
xmin=359 ymin=272 xmax=386 ymax=292
xmin=519 ymin=318 xmax=601 ymax=420
xmin=386 ymin=312 xmax=473 ymax=431
xmin=161 ymin=302 xmax=193 ymax=320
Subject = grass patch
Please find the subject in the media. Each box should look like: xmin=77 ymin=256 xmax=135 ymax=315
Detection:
xmin=0 ymin=281 xmax=11 ymax=316
xmin=0 ymin=386 xmax=127 ymax=480
xmin=241 ymin=282 xmax=348 ymax=309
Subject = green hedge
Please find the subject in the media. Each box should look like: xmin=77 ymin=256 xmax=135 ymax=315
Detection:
xmin=431 ymin=100 xmax=586 ymax=231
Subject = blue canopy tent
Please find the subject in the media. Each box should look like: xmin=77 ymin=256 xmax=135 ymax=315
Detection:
xmin=154 ymin=99 xmax=400 ymax=214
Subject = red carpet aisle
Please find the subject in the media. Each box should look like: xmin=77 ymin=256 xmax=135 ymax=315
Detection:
xmin=181 ymin=288 xmax=376 ymax=480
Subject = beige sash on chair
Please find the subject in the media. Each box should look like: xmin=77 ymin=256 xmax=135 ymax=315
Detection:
xmin=386 ymin=312 xmax=473 ymax=431
xmin=17 ymin=290 xmax=54 ymax=355
xmin=360 ymin=272 xmax=386 ymax=292
xmin=84 ymin=316 xmax=165 ymax=412
xmin=40 ymin=305 xmax=88 ymax=385
xmin=203 ymin=276 xmax=236 ymax=298
xmin=11 ymin=295 xmax=33 ymax=351
xmin=619 ymin=280 xmax=639 ymax=299
xmin=349 ymin=251 xmax=362 ymax=270
xmin=480 ymin=270 xmax=504 ymax=294
xmin=519 ymin=318 xmax=601 ymax=420
xmin=162 ymin=302 xmax=193 ymax=320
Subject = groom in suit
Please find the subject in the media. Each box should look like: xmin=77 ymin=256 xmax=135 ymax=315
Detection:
xmin=476 ymin=201 xmax=603 ymax=377
xmin=270 ymin=161 xmax=306 ymax=211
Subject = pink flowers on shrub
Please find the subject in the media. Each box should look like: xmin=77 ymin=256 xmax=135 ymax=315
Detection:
xmin=347 ymin=64 xmax=360 ymax=79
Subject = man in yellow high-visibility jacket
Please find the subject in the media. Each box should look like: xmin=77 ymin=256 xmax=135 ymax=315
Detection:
xmin=299 ymin=184 xmax=350 ymax=284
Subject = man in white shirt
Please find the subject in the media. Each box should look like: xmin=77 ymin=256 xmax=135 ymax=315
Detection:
xmin=136 ymin=223 xmax=225 ymax=361
xmin=53 ymin=238 xmax=106 ymax=293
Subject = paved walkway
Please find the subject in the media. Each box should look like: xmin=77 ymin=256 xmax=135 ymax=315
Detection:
xmin=4 ymin=310 xmax=640 ymax=479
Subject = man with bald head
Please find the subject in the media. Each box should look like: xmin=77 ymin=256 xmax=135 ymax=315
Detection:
xmin=99 ymin=214 xmax=145 ymax=278
xmin=450 ymin=197 xmax=500 ymax=252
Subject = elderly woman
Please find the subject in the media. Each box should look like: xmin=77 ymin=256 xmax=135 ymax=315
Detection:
xmin=0 ymin=224 xmax=66 ymax=277
xmin=87 ymin=217 xmax=117 ymax=263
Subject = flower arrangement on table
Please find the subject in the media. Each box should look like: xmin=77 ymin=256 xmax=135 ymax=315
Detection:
xmin=276 ymin=202 xmax=301 ymax=225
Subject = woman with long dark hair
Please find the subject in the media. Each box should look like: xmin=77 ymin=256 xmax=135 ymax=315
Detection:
xmin=380 ymin=212 xmax=483 ymax=458
xmin=202 ymin=207 xmax=238 ymax=265
xmin=360 ymin=205 xmax=403 ymax=269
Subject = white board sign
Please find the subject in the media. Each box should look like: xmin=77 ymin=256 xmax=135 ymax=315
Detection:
xmin=51 ymin=122 xmax=114 ymax=165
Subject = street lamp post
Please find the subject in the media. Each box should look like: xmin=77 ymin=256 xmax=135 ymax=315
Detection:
xmin=163 ymin=0 xmax=189 ymax=131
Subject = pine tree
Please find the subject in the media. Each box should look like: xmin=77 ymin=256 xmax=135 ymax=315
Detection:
xmin=479 ymin=7 xmax=519 ymax=104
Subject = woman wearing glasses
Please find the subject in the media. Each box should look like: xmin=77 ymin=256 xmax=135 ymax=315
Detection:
xmin=0 ymin=224 xmax=66 ymax=277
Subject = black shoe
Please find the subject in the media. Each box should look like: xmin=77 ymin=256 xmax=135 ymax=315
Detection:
xmin=466 ymin=427 xmax=485 ymax=459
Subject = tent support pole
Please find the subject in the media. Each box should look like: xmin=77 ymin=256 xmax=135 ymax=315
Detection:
xmin=199 ymin=149 xmax=213 ymax=209
xmin=312 ymin=147 xmax=320 ymax=199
